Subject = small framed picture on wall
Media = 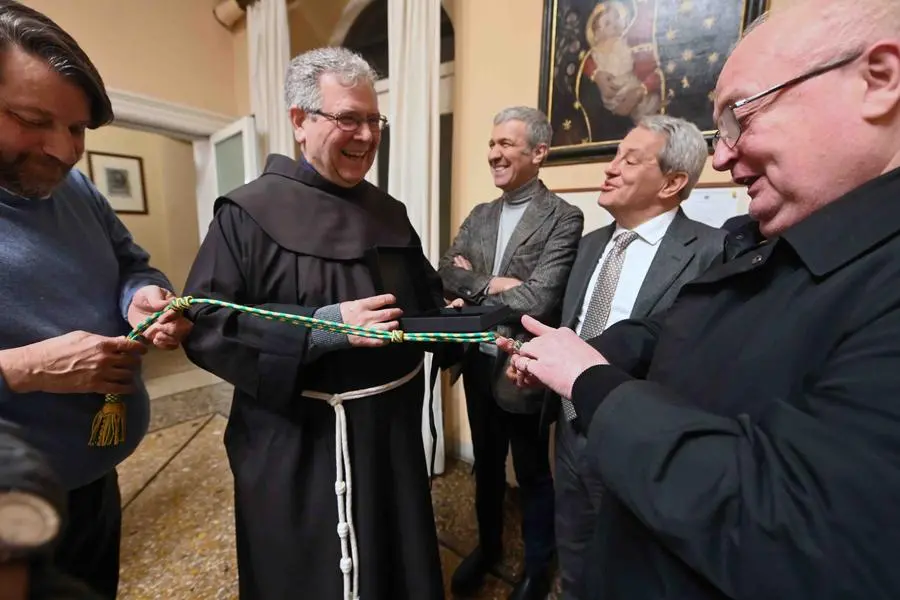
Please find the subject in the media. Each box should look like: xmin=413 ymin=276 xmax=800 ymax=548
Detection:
xmin=86 ymin=151 xmax=148 ymax=214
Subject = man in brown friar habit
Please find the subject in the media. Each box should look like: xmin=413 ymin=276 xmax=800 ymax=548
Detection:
xmin=182 ymin=47 xmax=461 ymax=600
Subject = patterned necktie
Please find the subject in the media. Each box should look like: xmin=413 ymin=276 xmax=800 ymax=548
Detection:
xmin=579 ymin=230 xmax=639 ymax=340
xmin=561 ymin=230 xmax=639 ymax=424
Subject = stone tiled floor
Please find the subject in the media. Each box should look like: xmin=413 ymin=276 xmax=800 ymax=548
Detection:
xmin=116 ymin=376 xmax=561 ymax=599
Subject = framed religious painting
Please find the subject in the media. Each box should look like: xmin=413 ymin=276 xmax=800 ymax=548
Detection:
xmin=538 ymin=0 xmax=769 ymax=164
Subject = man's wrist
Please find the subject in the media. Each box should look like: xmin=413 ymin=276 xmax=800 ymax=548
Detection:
xmin=0 ymin=348 xmax=33 ymax=393
xmin=121 ymin=280 xmax=172 ymax=321
xmin=487 ymin=277 xmax=522 ymax=295
xmin=487 ymin=277 xmax=508 ymax=295
xmin=571 ymin=364 xmax=633 ymax=434
xmin=486 ymin=277 xmax=497 ymax=295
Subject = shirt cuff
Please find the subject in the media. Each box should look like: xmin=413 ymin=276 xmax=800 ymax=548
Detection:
xmin=571 ymin=364 xmax=634 ymax=434
xmin=459 ymin=273 xmax=491 ymax=304
xmin=305 ymin=303 xmax=351 ymax=363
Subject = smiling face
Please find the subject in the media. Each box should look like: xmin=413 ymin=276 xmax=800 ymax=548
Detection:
xmin=711 ymin=7 xmax=900 ymax=237
xmin=598 ymin=126 xmax=682 ymax=225
xmin=0 ymin=47 xmax=89 ymax=197
xmin=291 ymin=72 xmax=380 ymax=187
xmin=487 ymin=119 xmax=546 ymax=192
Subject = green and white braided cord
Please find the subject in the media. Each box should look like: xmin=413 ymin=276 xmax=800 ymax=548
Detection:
xmin=92 ymin=296 xmax=500 ymax=447
xmin=129 ymin=296 xmax=499 ymax=344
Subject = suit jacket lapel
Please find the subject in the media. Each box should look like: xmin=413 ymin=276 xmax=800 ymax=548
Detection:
xmin=496 ymin=188 xmax=554 ymax=275
xmin=631 ymin=209 xmax=696 ymax=318
xmin=480 ymin=200 xmax=502 ymax=273
xmin=562 ymin=224 xmax=613 ymax=328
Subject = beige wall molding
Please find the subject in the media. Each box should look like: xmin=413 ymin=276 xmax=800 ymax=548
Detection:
xmin=213 ymin=0 xmax=250 ymax=30
xmin=108 ymin=88 xmax=235 ymax=142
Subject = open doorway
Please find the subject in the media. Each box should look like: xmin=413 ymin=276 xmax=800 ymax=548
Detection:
xmin=94 ymin=89 xmax=239 ymax=391
xmin=77 ymin=126 xmax=199 ymax=300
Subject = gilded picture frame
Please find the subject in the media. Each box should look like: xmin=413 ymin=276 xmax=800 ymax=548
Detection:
xmin=537 ymin=0 xmax=769 ymax=164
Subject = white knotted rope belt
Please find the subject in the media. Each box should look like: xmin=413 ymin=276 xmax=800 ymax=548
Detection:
xmin=301 ymin=359 xmax=424 ymax=600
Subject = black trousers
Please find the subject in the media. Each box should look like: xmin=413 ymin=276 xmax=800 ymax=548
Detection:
xmin=555 ymin=411 xmax=610 ymax=600
xmin=54 ymin=470 xmax=122 ymax=599
xmin=463 ymin=352 xmax=555 ymax=573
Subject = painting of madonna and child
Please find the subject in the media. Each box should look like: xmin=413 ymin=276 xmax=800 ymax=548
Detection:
xmin=538 ymin=0 xmax=768 ymax=163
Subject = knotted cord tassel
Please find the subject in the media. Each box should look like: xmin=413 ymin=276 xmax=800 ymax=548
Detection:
xmin=169 ymin=296 xmax=193 ymax=311
xmin=89 ymin=394 xmax=126 ymax=447
xmin=87 ymin=297 xmax=194 ymax=448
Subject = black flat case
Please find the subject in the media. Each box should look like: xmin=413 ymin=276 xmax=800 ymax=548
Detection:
xmin=365 ymin=246 xmax=516 ymax=333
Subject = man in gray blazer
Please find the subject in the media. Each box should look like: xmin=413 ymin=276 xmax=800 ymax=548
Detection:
xmin=438 ymin=106 xmax=583 ymax=600
xmin=553 ymin=115 xmax=726 ymax=599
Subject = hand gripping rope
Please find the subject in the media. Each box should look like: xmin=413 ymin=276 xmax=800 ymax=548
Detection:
xmin=88 ymin=296 xmax=505 ymax=600
xmin=89 ymin=296 xmax=500 ymax=448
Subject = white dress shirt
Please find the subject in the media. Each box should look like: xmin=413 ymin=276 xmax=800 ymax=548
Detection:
xmin=574 ymin=208 xmax=678 ymax=336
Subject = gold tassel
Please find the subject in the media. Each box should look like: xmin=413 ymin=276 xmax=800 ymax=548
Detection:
xmin=89 ymin=395 xmax=126 ymax=447
xmin=85 ymin=296 xmax=194 ymax=447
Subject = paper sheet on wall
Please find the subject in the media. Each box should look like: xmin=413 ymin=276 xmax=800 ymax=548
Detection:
xmin=555 ymin=190 xmax=614 ymax=235
xmin=681 ymin=186 xmax=750 ymax=228
xmin=555 ymin=185 xmax=749 ymax=235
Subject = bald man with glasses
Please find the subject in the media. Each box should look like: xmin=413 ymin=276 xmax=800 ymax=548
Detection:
xmin=495 ymin=1 xmax=900 ymax=598
xmin=712 ymin=51 xmax=861 ymax=152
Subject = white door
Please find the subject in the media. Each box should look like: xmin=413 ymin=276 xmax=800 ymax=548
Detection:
xmin=194 ymin=116 xmax=261 ymax=242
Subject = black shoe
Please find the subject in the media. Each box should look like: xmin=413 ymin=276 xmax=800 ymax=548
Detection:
xmin=508 ymin=568 xmax=553 ymax=600
xmin=450 ymin=545 xmax=501 ymax=597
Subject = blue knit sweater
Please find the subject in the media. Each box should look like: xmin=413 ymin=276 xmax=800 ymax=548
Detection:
xmin=0 ymin=169 xmax=171 ymax=490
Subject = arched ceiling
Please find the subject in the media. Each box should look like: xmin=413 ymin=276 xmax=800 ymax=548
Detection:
xmin=287 ymin=0 xmax=455 ymax=77
xmin=342 ymin=0 xmax=454 ymax=78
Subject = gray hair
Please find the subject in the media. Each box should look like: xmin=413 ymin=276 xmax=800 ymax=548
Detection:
xmin=493 ymin=106 xmax=553 ymax=150
xmin=284 ymin=46 xmax=378 ymax=111
xmin=0 ymin=0 xmax=113 ymax=128
xmin=637 ymin=115 xmax=707 ymax=201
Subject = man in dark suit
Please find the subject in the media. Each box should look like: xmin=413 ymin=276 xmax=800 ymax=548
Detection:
xmin=499 ymin=2 xmax=900 ymax=595
xmin=553 ymin=115 xmax=726 ymax=599
xmin=438 ymin=106 xmax=583 ymax=600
